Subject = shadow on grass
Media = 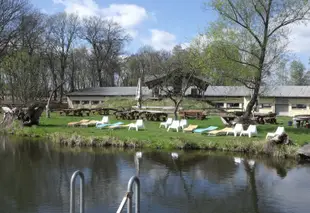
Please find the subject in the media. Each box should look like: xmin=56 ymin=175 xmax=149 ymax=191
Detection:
xmin=39 ymin=124 xmax=66 ymax=128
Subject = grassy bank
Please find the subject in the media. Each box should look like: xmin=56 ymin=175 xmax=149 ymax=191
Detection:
xmin=4 ymin=113 xmax=307 ymax=158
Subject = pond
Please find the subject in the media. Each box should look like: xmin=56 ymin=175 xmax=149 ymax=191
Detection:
xmin=0 ymin=135 xmax=309 ymax=213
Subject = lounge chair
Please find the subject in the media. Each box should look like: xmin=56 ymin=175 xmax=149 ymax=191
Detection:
xmin=128 ymin=119 xmax=145 ymax=131
xmin=180 ymin=119 xmax=188 ymax=129
xmin=109 ymin=123 xmax=132 ymax=130
xmin=208 ymin=127 xmax=233 ymax=136
xmin=183 ymin=125 xmax=198 ymax=133
xmin=96 ymin=122 xmax=123 ymax=129
xmin=240 ymin=125 xmax=258 ymax=137
xmin=167 ymin=120 xmax=181 ymax=132
xmin=159 ymin=118 xmax=173 ymax=128
xmin=80 ymin=120 xmax=98 ymax=127
xmin=67 ymin=119 xmax=90 ymax=127
xmin=266 ymin=127 xmax=285 ymax=139
xmin=226 ymin=124 xmax=244 ymax=137
xmin=96 ymin=116 xmax=109 ymax=125
xmin=193 ymin=126 xmax=218 ymax=134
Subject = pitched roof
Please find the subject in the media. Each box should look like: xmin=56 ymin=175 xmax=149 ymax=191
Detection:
xmin=260 ymin=86 xmax=310 ymax=97
xmin=204 ymin=86 xmax=250 ymax=97
xmin=67 ymin=87 xmax=152 ymax=96
xmin=66 ymin=86 xmax=310 ymax=98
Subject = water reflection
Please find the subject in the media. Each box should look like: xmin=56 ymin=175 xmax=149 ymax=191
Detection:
xmin=0 ymin=135 xmax=308 ymax=213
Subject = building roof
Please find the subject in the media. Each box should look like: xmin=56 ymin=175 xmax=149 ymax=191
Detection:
xmin=66 ymin=86 xmax=310 ymax=98
xmin=260 ymin=86 xmax=310 ymax=97
xmin=67 ymin=87 xmax=153 ymax=96
xmin=204 ymin=86 xmax=250 ymax=97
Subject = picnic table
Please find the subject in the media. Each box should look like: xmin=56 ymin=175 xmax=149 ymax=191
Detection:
xmin=114 ymin=110 xmax=168 ymax=121
xmin=179 ymin=110 xmax=206 ymax=120
xmin=294 ymin=115 xmax=310 ymax=128
xmin=58 ymin=108 xmax=91 ymax=116
xmin=253 ymin=112 xmax=277 ymax=124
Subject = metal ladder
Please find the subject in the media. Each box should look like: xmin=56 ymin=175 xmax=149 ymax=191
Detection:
xmin=70 ymin=170 xmax=140 ymax=213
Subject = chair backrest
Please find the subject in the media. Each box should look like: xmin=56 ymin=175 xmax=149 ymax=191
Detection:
xmin=102 ymin=116 xmax=109 ymax=123
xmin=275 ymin=127 xmax=285 ymax=134
xmin=180 ymin=119 xmax=187 ymax=126
xmin=234 ymin=124 xmax=244 ymax=132
xmin=171 ymin=120 xmax=180 ymax=127
xmin=248 ymin=125 xmax=257 ymax=133
xmin=166 ymin=118 xmax=173 ymax=124
xmin=136 ymin=119 xmax=144 ymax=126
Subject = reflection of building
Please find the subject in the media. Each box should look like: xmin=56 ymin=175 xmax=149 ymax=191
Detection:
xmin=66 ymin=85 xmax=310 ymax=116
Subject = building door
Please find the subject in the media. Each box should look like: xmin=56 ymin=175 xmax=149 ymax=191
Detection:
xmin=275 ymin=104 xmax=289 ymax=116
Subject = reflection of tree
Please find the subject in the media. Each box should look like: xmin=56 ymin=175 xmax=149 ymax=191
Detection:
xmin=244 ymin=160 xmax=259 ymax=213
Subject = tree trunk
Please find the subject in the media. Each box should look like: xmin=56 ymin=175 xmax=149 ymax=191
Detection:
xmin=46 ymin=81 xmax=66 ymax=118
xmin=173 ymin=99 xmax=183 ymax=120
xmin=97 ymin=68 xmax=103 ymax=87
xmin=59 ymin=65 xmax=65 ymax=103
xmin=243 ymin=83 xmax=260 ymax=118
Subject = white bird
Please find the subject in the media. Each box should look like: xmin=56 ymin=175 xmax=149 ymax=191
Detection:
xmin=171 ymin=152 xmax=179 ymax=159
xmin=135 ymin=152 xmax=142 ymax=159
xmin=234 ymin=157 xmax=243 ymax=165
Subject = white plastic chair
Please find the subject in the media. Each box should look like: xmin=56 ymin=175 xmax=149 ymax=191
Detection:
xmin=180 ymin=119 xmax=188 ymax=129
xmin=167 ymin=120 xmax=181 ymax=132
xmin=240 ymin=125 xmax=258 ymax=138
xmin=266 ymin=127 xmax=285 ymax=139
xmin=159 ymin=118 xmax=173 ymax=128
xmin=96 ymin=116 xmax=109 ymax=126
xmin=226 ymin=124 xmax=244 ymax=137
xmin=128 ymin=119 xmax=145 ymax=131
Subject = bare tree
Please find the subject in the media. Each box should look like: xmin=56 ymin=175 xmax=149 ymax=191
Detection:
xmin=208 ymin=0 xmax=310 ymax=118
xmin=46 ymin=12 xmax=80 ymax=102
xmin=148 ymin=47 xmax=205 ymax=119
xmin=0 ymin=0 xmax=29 ymax=59
xmin=81 ymin=16 xmax=130 ymax=86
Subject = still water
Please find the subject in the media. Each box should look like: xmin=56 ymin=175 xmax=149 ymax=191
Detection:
xmin=0 ymin=135 xmax=309 ymax=213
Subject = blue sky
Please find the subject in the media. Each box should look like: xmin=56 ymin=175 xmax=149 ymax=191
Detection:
xmin=31 ymin=0 xmax=310 ymax=67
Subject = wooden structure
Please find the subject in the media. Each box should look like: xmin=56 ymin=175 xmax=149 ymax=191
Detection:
xmin=293 ymin=115 xmax=310 ymax=128
xmin=114 ymin=110 xmax=168 ymax=121
xmin=144 ymin=71 xmax=209 ymax=97
xmin=179 ymin=110 xmax=206 ymax=120
xmin=253 ymin=112 xmax=277 ymax=124
xmin=57 ymin=107 xmax=120 ymax=117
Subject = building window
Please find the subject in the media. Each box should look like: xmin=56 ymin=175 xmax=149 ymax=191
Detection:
xmin=82 ymin=100 xmax=89 ymax=105
xmin=91 ymin=101 xmax=99 ymax=105
xmin=260 ymin=103 xmax=272 ymax=108
xmin=73 ymin=101 xmax=80 ymax=105
xmin=215 ymin=103 xmax=224 ymax=108
xmin=292 ymin=104 xmax=307 ymax=109
xmin=227 ymin=103 xmax=240 ymax=108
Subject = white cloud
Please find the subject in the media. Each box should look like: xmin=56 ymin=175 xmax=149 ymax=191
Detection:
xmin=144 ymin=29 xmax=177 ymax=51
xmin=53 ymin=0 xmax=149 ymax=38
xmin=287 ymin=23 xmax=310 ymax=53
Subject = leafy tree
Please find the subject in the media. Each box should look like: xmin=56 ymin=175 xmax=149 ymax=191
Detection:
xmin=289 ymin=60 xmax=308 ymax=85
xmin=206 ymin=0 xmax=310 ymax=118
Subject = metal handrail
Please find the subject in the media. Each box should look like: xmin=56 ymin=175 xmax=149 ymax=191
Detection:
xmin=116 ymin=176 xmax=140 ymax=213
xmin=70 ymin=170 xmax=85 ymax=213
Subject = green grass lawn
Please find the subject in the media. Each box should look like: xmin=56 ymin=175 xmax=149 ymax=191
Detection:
xmin=9 ymin=113 xmax=309 ymax=158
